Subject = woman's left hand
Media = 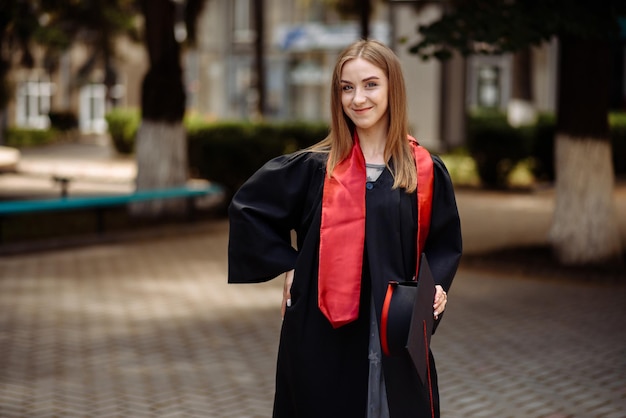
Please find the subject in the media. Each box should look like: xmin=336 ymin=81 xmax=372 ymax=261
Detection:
xmin=433 ymin=285 xmax=448 ymax=320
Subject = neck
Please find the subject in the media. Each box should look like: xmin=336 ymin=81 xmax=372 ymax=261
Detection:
xmin=357 ymin=128 xmax=387 ymax=164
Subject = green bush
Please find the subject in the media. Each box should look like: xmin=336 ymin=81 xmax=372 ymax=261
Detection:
xmin=48 ymin=111 xmax=78 ymax=132
xmin=105 ymin=108 xmax=140 ymax=154
xmin=529 ymin=113 xmax=556 ymax=181
xmin=187 ymin=121 xmax=329 ymax=197
xmin=4 ymin=128 xmax=58 ymax=147
xmin=468 ymin=111 xmax=626 ymax=185
xmin=466 ymin=110 xmax=532 ymax=188
xmin=277 ymin=121 xmax=330 ymax=150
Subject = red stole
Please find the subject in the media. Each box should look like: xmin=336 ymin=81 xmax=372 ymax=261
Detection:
xmin=318 ymin=134 xmax=434 ymax=328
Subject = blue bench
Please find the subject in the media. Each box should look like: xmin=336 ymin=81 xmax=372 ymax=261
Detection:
xmin=0 ymin=183 xmax=224 ymax=240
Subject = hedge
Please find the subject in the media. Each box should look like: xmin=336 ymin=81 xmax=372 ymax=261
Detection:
xmin=103 ymin=108 xmax=330 ymax=195
xmin=48 ymin=111 xmax=78 ymax=132
xmin=466 ymin=110 xmax=532 ymax=188
xmin=467 ymin=111 xmax=626 ymax=187
xmin=187 ymin=121 xmax=329 ymax=196
xmin=105 ymin=108 xmax=625 ymax=191
xmin=4 ymin=128 xmax=58 ymax=147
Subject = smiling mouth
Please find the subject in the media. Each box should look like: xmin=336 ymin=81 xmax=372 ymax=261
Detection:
xmin=353 ymin=107 xmax=372 ymax=113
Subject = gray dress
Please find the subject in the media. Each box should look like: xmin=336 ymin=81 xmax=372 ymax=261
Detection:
xmin=365 ymin=163 xmax=390 ymax=418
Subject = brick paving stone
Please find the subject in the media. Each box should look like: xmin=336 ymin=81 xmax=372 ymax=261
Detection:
xmin=433 ymin=269 xmax=626 ymax=418
xmin=0 ymin=219 xmax=625 ymax=418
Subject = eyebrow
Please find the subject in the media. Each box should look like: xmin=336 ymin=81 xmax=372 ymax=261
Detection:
xmin=340 ymin=76 xmax=380 ymax=84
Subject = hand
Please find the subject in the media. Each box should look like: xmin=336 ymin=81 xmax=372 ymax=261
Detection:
xmin=433 ymin=285 xmax=448 ymax=320
xmin=281 ymin=269 xmax=294 ymax=320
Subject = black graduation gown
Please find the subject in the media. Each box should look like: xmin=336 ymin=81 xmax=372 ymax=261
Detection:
xmin=228 ymin=150 xmax=462 ymax=418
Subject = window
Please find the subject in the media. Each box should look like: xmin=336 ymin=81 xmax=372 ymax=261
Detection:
xmin=16 ymin=77 xmax=52 ymax=129
xmin=79 ymin=84 xmax=107 ymax=133
xmin=477 ymin=66 xmax=501 ymax=108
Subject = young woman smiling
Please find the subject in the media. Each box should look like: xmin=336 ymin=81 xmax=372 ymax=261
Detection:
xmin=228 ymin=39 xmax=462 ymax=418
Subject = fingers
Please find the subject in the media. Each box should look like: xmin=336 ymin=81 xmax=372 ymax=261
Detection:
xmin=281 ymin=270 xmax=295 ymax=319
xmin=433 ymin=285 xmax=448 ymax=320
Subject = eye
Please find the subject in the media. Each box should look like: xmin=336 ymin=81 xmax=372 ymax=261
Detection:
xmin=365 ymin=81 xmax=378 ymax=88
xmin=341 ymin=84 xmax=353 ymax=92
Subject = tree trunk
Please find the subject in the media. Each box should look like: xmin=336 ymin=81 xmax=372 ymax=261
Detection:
xmin=359 ymin=0 xmax=371 ymax=40
xmin=0 ymin=36 xmax=9 ymax=146
xmin=132 ymin=120 xmax=188 ymax=217
xmin=550 ymin=135 xmax=621 ymax=264
xmin=507 ymin=48 xmax=536 ymax=127
xmin=252 ymin=0 xmax=266 ymax=119
xmin=549 ymin=37 xmax=622 ymax=264
xmin=135 ymin=0 xmax=188 ymax=216
xmin=0 ymin=108 xmax=6 ymax=146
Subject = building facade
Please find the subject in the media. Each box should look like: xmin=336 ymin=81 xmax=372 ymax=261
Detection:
xmin=6 ymin=0 xmax=568 ymax=151
xmin=187 ymin=0 xmax=559 ymax=150
xmin=6 ymin=36 xmax=147 ymax=136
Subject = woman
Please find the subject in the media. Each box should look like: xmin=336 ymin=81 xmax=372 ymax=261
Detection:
xmin=228 ymin=39 xmax=462 ymax=418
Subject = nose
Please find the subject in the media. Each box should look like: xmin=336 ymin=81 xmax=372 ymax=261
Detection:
xmin=353 ymin=87 xmax=366 ymax=105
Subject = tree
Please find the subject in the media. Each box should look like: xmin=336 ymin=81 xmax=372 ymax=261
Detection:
xmin=55 ymin=0 xmax=138 ymax=104
xmin=133 ymin=0 xmax=207 ymax=216
xmin=358 ymin=0 xmax=373 ymax=39
xmin=1 ymin=0 xmax=208 ymax=216
xmin=325 ymin=0 xmax=374 ymax=39
xmin=0 ymin=1 xmax=36 ymax=143
xmin=0 ymin=0 xmax=137 ymax=143
xmin=252 ymin=0 xmax=266 ymax=118
xmin=409 ymin=0 xmax=625 ymax=265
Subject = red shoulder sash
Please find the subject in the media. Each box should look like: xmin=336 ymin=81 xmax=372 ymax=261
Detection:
xmin=318 ymin=134 xmax=434 ymax=328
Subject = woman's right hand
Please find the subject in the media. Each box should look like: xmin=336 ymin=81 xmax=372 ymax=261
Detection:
xmin=281 ymin=269 xmax=295 ymax=320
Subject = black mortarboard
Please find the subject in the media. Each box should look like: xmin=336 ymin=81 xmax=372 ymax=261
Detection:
xmin=407 ymin=254 xmax=436 ymax=386
xmin=381 ymin=253 xmax=436 ymax=386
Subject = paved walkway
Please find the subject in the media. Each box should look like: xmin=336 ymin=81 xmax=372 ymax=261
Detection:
xmin=0 ymin=138 xmax=625 ymax=417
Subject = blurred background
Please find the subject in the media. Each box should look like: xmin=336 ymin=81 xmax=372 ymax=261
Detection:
xmin=1 ymin=0 xmax=571 ymax=150
xmin=0 ymin=2 xmax=625 ymax=418
xmin=0 ymin=0 xmax=625 ymax=269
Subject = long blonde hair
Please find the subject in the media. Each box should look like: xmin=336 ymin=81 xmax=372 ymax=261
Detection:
xmin=311 ymin=39 xmax=417 ymax=193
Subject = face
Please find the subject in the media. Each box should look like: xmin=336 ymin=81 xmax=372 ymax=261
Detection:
xmin=340 ymin=57 xmax=389 ymax=135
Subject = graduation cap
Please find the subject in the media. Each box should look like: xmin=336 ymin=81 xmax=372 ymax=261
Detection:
xmin=381 ymin=253 xmax=436 ymax=387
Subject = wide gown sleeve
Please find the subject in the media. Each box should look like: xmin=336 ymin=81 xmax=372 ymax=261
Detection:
xmin=425 ymin=155 xmax=463 ymax=293
xmin=228 ymin=152 xmax=324 ymax=283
